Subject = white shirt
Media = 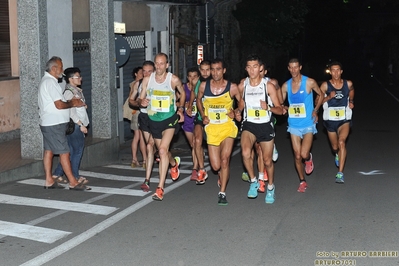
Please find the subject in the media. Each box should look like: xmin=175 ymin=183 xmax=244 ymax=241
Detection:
xmin=38 ymin=72 xmax=69 ymax=126
xmin=64 ymin=85 xmax=89 ymax=126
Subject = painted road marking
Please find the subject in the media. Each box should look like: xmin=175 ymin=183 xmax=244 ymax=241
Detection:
xmin=19 ymin=173 xmax=201 ymax=266
xmin=17 ymin=179 xmax=150 ymax=196
xmin=0 ymin=194 xmax=117 ymax=215
xmin=105 ymin=164 xmax=192 ymax=174
xmin=0 ymin=220 xmax=70 ymax=243
xmin=358 ymin=170 xmax=384 ymax=175
xmin=79 ymin=170 xmax=173 ymax=184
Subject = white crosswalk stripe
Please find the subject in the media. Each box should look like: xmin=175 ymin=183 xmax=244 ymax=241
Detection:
xmin=105 ymin=164 xmax=192 ymax=174
xmin=0 ymin=193 xmax=117 ymax=215
xmin=0 ymin=221 xmax=71 ymax=243
xmin=5 ymin=157 xmax=198 ymax=244
xmin=79 ymin=170 xmax=173 ymax=183
xmin=18 ymin=179 xmax=150 ymax=196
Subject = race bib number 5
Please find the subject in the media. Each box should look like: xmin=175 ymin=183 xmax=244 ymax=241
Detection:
xmin=328 ymin=106 xmax=345 ymax=120
xmin=208 ymin=108 xmax=227 ymax=124
xmin=151 ymin=95 xmax=170 ymax=112
xmin=288 ymin=103 xmax=306 ymax=118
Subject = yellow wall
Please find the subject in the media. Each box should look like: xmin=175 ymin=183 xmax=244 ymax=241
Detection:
xmin=0 ymin=79 xmax=20 ymax=132
xmin=72 ymin=1 xmax=151 ymax=33
xmin=122 ymin=2 xmax=150 ymax=32
xmin=72 ymin=0 xmax=90 ymax=32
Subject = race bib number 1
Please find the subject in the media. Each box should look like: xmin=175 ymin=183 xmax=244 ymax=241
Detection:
xmin=151 ymin=95 xmax=170 ymax=112
xmin=288 ymin=103 xmax=306 ymax=118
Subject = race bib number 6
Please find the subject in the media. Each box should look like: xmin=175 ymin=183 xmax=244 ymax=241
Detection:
xmin=248 ymin=108 xmax=266 ymax=119
xmin=208 ymin=108 xmax=228 ymax=124
xmin=288 ymin=103 xmax=306 ymax=118
xmin=151 ymin=95 xmax=170 ymax=112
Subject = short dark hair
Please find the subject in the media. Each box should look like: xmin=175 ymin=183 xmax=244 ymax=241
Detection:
xmin=288 ymin=58 xmax=301 ymax=66
xmin=211 ymin=58 xmax=225 ymax=69
xmin=142 ymin=60 xmax=155 ymax=69
xmin=155 ymin=52 xmax=168 ymax=63
xmin=329 ymin=61 xmax=343 ymax=70
xmin=200 ymin=60 xmax=211 ymax=67
xmin=132 ymin=66 xmax=142 ymax=78
xmin=246 ymin=54 xmax=263 ymax=67
xmin=63 ymin=67 xmax=81 ymax=83
xmin=187 ymin=66 xmax=200 ymax=77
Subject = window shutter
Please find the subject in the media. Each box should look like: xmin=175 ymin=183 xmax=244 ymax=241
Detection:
xmin=0 ymin=0 xmax=11 ymax=77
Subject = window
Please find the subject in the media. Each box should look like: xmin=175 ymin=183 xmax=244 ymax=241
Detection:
xmin=0 ymin=0 xmax=11 ymax=77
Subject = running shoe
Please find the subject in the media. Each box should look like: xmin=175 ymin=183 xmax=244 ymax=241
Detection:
xmin=241 ymin=172 xmax=250 ymax=182
xmin=247 ymin=180 xmax=260 ymax=198
xmin=265 ymin=186 xmax=275 ymax=204
xmin=154 ymin=151 xmax=160 ymax=163
xmin=140 ymin=180 xmax=150 ymax=192
xmin=305 ymin=153 xmax=314 ymax=174
xmin=170 ymin=156 xmax=181 ymax=181
xmin=335 ymin=172 xmax=344 ymax=184
xmin=218 ymin=193 xmax=228 ymax=206
xmin=152 ymin=187 xmax=164 ymax=201
xmin=258 ymin=179 xmax=265 ymax=193
xmin=335 ymin=153 xmax=339 ymax=167
xmin=196 ymin=169 xmax=208 ymax=185
xmin=190 ymin=169 xmax=198 ymax=181
xmin=263 ymin=169 xmax=269 ymax=182
xmin=273 ymin=144 xmax=279 ymax=161
xmin=297 ymin=181 xmax=307 ymax=193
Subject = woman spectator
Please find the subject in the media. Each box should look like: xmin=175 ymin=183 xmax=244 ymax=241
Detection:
xmin=52 ymin=67 xmax=90 ymax=188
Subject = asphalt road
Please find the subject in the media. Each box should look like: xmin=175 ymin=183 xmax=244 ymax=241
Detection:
xmin=0 ymin=75 xmax=398 ymax=266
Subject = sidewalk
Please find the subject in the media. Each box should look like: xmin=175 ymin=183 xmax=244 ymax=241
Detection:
xmin=0 ymin=130 xmax=191 ymax=184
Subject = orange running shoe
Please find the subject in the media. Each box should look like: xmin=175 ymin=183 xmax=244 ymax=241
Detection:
xmin=190 ymin=169 xmax=198 ymax=181
xmin=305 ymin=153 xmax=314 ymax=175
xmin=170 ymin=156 xmax=181 ymax=181
xmin=140 ymin=180 xmax=150 ymax=192
xmin=196 ymin=169 xmax=208 ymax=185
xmin=152 ymin=187 xmax=164 ymax=201
xmin=258 ymin=179 xmax=265 ymax=193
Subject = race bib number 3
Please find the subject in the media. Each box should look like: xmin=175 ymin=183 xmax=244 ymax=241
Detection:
xmin=328 ymin=106 xmax=345 ymax=120
xmin=288 ymin=103 xmax=306 ymax=118
xmin=208 ymin=108 xmax=228 ymax=124
xmin=151 ymin=95 xmax=170 ymax=112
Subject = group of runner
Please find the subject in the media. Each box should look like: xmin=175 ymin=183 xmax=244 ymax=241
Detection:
xmin=130 ymin=53 xmax=354 ymax=206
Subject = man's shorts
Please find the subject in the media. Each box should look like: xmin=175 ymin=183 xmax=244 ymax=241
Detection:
xmin=287 ymin=124 xmax=317 ymax=139
xmin=194 ymin=113 xmax=204 ymax=126
xmin=242 ymin=120 xmax=275 ymax=142
xmin=148 ymin=113 xmax=180 ymax=139
xmin=138 ymin=112 xmax=150 ymax=133
xmin=130 ymin=110 xmax=140 ymax=131
xmin=323 ymin=120 xmax=352 ymax=133
xmin=40 ymin=123 xmax=70 ymax=154
xmin=204 ymin=121 xmax=238 ymax=146
xmin=182 ymin=113 xmax=195 ymax=133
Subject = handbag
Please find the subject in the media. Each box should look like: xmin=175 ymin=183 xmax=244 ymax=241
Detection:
xmin=123 ymin=98 xmax=134 ymax=120
xmin=66 ymin=118 xmax=75 ymax=135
